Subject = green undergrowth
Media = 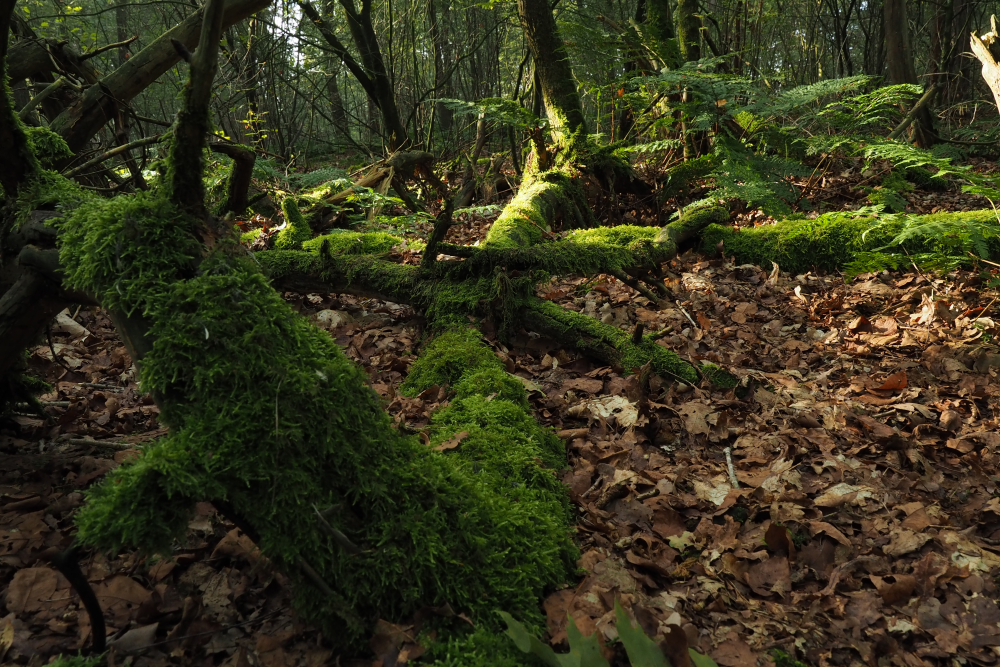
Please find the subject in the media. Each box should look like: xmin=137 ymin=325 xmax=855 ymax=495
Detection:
xmin=702 ymin=208 xmax=1000 ymax=275
xmin=48 ymin=173 xmax=574 ymax=653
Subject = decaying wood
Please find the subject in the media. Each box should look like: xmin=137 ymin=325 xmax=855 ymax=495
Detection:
xmin=971 ymin=16 xmax=1000 ymax=114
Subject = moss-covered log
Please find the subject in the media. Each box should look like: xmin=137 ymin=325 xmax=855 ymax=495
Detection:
xmin=701 ymin=209 xmax=1000 ymax=274
xmin=0 ymin=6 xmax=578 ymax=655
xmin=525 ymin=299 xmax=699 ymax=383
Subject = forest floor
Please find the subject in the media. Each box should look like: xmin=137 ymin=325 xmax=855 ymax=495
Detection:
xmin=3 ymin=175 xmax=1000 ymax=667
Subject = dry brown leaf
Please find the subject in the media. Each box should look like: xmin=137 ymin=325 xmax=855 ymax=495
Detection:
xmin=434 ymin=431 xmax=469 ymax=452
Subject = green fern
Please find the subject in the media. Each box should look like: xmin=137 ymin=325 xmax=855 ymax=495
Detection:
xmin=501 ymin=601 xmax=720 ymax=667
xmin=436 ymin=97 xmax=545 ymax=132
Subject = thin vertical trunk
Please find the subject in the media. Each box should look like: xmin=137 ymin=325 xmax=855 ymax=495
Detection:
xmin=427 ymin=0 xmax=452 ymax=147
xmin=676 ymin=0 xmax=701 ymax=62
xmin=321 ymin=0 xmax=349 ymax=142
xmin=884 ymin=0 xmax=935 ymax=147
xmin=115 ymin=0 xmax=147 ymax=190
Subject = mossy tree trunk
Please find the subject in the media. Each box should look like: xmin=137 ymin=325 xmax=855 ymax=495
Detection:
xmin=675 ymin=0 xmax=701 ymax=62
xmin=516 ymin=0 xmax=586 ymax=146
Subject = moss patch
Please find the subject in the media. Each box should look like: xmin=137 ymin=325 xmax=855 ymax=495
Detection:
xmin=484 ymin=171 xmax=590 ymax=249
xmin=25 ymin=126 xmax=73 ymax=168
xmin=274 ymin=198 xmax=313 ymax=250
xmin=301 ymin=230 xmax=402 ymax=255
xmin=526 ymin=299 xmax=698 ymax=384
xmin=401 ymin=328 xmax=506 ymax=395
xmin=701 ymin=209 xmax=1000 ymax=274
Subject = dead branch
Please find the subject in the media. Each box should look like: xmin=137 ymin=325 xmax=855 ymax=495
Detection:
xmin=63 ymin=134 xmax=163 ymax=178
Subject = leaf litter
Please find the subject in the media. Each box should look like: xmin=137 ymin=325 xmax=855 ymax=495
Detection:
xmin=4 ymin=222 xmax=1000 ymax=666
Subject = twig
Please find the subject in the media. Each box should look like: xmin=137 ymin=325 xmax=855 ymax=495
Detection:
xmin=46 ymin=324 xmax=75 ymax=372
xmin=312 ymin=504 xmax=362 ymax=554
xmin=970 ymin=251 xmax=1000 ymax=269
xmin=675 ymin=300 xmax=698 ymax=328
xmin=723 ymin=447 xmax=739 ymax=489
xmin=50 ymin=543 xmax=106 ymax=653
xmin=888 ymin=85 xmax=939 ymax=141
xmin=79 ymin=35 xmax=138 ymax=61
xmin=18 ymin=77 xmax=68 ymax=121
xmin=61 ymin=438 xmax=143 ymax=450
xmin=63 ymin=134 xmax=163 ymax=178
xmin=80 ymin=382 xmax=125 ymax=392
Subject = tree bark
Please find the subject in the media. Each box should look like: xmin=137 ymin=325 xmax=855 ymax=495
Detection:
xmin=676 ymin=0 xmax=701 ymax=62
xmin=884 ymin=0 xmax=935 ymax=147
xmin=517 ymin=0 xmax=586 ymax=144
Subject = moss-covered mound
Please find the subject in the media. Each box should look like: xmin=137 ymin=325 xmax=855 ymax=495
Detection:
xmin=701 ymin=209 xmax=1000 ymax=274
xmin=52 ymin=183 xmax=575 ymax=650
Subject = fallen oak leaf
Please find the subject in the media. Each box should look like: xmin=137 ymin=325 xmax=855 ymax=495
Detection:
xmin=876 ymin=370 xmax=907 ymax=392
xmin=434 ymin=431 xmax=469 ymax=452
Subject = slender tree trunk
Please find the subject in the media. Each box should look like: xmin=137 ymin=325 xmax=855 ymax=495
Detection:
xmin=884 ymin=0 xmax=935 ymax=147
xmin=676 ymin=0 xmax=701 ymax=62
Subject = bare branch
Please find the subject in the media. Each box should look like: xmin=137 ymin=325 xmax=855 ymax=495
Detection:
xmin=79 ymin=35 xmax=138 ymax=61
xmin=63 ymin=134 xmax=163 ymax=178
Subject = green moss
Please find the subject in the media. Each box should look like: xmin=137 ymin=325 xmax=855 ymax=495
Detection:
xmin=527 ymin=299 xmax=698 ymax=384
xmin=771 ymin=649 xmax=810 ymax=667
xmin=240 ymin=228 xmax=263 ymax=244
xmin=423 ymin=626 xmax=541 ymax=667
xmin=47 ymin=654 xmax=104 ymax=667
xmin=24 ymin=126 xmax=73 ymax=168
xmin=702 ymin=209 xmax=1000 ymax=274
xmin=14 ymin=169 xmax=93 ymax=227
xmin=401 ymin=328 xmax=504 ymax=395
xmin=700 ymin=362 xmax=738 ymax=388
xmin=59 ymin=185 xmax=574 ymax=649
xmin=484 ymin=172 xmax=591 ymax=249
xmin=54 ymin=189 xmax=200 ymax=317
xmin=274 ymin=198 xmax=313 ymax=250
xmin=301 ymin=230 xmax=401 ymax=255
xmin=659 ymin=154 xmax=718 ymax=200
xmin=454 ymin=367 xmax=528 ymax=408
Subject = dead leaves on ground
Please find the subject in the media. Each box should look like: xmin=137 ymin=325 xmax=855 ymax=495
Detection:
xmin=528 ymin=255 xmax=1000 ymax=666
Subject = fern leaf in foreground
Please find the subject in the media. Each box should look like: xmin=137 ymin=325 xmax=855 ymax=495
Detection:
xmin=501 ymin=602 xmax=720 ymax=667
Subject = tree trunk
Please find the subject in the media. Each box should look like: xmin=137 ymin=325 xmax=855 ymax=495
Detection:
xmin=516 ymin=0 xmax=586 ymax=144
xmin=298 ymin=0 xmax=409 ymax=150
xmin=884 ymin=0 xmax=935 ymax=147
xmin=676 ymin=0 xmax=701 ymax=62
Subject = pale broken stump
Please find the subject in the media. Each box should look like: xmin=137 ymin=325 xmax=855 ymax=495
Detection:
xmin=971 ymin=16 xmax=1000 ymax=114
